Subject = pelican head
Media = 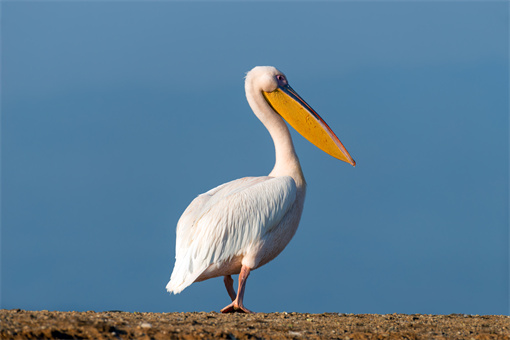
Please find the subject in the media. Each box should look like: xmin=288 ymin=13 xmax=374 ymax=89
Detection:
xmin=245 ymin=66 xmax=355 ymax=166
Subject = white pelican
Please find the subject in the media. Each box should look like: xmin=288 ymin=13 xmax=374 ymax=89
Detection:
xmin=166 ymin=66 xmax=355 ymax=313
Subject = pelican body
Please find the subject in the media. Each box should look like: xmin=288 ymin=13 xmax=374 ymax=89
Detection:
xmin=166 ymin=66 xmax=355 ymax=313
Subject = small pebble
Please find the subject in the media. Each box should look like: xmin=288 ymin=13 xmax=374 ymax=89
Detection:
xmin=140 ymin=322 xmax=152 ymax=329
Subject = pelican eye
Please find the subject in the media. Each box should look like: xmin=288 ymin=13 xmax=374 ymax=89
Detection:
xmin=276 ymin=74 xmax=288 ymax=86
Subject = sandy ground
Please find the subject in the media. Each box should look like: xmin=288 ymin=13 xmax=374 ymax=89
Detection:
xmin=0 ymin=309 xmax=508 ymax=339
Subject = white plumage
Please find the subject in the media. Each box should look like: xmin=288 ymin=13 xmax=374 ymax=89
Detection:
xmin=167 ymin=176 xmax=299 ymax=294
xmin=166 ymin=66 xmax=355 ymax=313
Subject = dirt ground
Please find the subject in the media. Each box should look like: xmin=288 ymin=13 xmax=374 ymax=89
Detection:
xmin=0 ymin=309 xmax=508 ymax=340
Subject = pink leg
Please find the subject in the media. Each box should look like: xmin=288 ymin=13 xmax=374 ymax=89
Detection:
xmin=223 ymin=275 xmax=236 ymax=301
xmin=220 ymin=265 xmax=253 ymax=313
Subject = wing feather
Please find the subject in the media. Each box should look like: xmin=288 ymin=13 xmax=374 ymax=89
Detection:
xmin=166 ymin=176 xmax=296 ymax=294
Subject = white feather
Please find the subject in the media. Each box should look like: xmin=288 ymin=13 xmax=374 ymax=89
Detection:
xmin=166 ymin=176 xmax=298 ymax=294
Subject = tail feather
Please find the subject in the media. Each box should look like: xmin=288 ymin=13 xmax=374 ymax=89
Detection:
xmin=166 ymin=256 xmax=205 ymax=294
xmin=166 ymin=273 xmax=200 ymax=294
